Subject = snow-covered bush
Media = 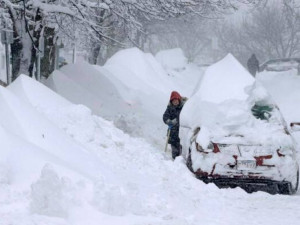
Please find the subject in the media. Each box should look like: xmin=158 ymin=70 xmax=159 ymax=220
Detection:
xmin=30 ymin=164 xmax=67 ymax=217
xmin=92 ymin=179 xmax=147 ymax=216
xmin=92 ymin=179 xmax=128 ymax=216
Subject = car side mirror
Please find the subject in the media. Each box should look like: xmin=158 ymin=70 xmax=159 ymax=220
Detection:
xmin=290 ymin=122 xmax=300 ymax=132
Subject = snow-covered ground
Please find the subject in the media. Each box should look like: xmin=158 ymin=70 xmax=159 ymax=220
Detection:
xmin=45 ymin=48 xmax=203 ymax=149
xmin=1 ymin=49 xmax=300 ymax=225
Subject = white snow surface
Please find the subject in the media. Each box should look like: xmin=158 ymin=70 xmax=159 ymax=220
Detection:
xmin=155 ymin=48 xmax=188 ymax=71
xmin=45 ymin=48 xmax=201 ymax=148
xmin=257 ymin=69 xmax=300 ymax=150
xmin=104 ymin=47 xmax=175 ymax=95
xmin=1 ymin=49 xmax=300 ymax=225
xmin=195 ymin=53 xmax=255 ymax=103
xmin=180 ymin=54 xmax=293 ymax=156
xmin=45 ymin=62 xmax=129 ymax=119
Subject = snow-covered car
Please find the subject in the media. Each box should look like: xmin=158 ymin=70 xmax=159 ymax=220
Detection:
xmin=180 ymin=54 xmax=299 ymax=195
xmin=259 ymin=58 xmax=300 ymax=74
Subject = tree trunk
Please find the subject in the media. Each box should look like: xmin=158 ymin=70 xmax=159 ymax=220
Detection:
xmin=9 ymin=9 xmax=24 ymax=81
xmin=41 ymin=27 xmax=56 ymax=78
xmin=90 ymin=44 xmax=101 ymax=65
xmin=10 ymin=38 xmax=23 ymax=81
xmin=28 ymin=10 xmax=43 ymax=78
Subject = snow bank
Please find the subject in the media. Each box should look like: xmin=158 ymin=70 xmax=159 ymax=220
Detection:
xmin=2 ymin=75 xmax=211 ymax=224
xmin=257 ymin=70 xmax=300 ymax=149
xmin=155 ymin=48 xmax=203 ymax=98
xmin=45 ymin=48 xmax=180 ymax=148
xmin=4 ymin=77 xmax=118 ymax=183
xmin=257 ymin=70 xmax=300 ymax=125
xmin=30 ymin=164 xmax=68 ymax=217
xmin=9 ymin=74 xmax=72 ymax=110
xmin=155 ymin=48 xmax=188 ymax=71
xmin=45 ymin=62 xmax=129 ymax=119
xmin=104 ymin=47 xmax=174 ymax=94
xmin=1 ymin=54 xmax=300 ymax=225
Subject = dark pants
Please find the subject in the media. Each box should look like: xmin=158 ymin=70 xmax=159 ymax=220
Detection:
xmin=248 ymin=69 xmax=257 ymax=77
xmin=171 ymin=144 xmax=182 ymax=159
xmin=169 ymin=126 xmax=181 ymax=159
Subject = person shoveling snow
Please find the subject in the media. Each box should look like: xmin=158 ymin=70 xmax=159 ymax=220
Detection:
xmin=163 ymin=91 xmax=187 ymax=159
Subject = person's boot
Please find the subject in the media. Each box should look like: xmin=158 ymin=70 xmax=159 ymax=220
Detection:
xmin=171 ymin=145 xmax=180 ymax=160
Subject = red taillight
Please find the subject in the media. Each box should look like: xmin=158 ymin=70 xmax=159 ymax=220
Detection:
xmin=254 ymin=155 xmax=273 ymax=166
xmin=212 ymin=143 xmax=220 ymax=153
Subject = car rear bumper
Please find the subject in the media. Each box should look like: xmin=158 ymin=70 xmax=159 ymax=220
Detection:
xmin=196 ymin=175 xmax=293 ymax=194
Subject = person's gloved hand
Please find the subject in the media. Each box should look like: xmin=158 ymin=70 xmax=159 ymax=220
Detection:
xmin=166 ymin=118 xmax=177 ymax=126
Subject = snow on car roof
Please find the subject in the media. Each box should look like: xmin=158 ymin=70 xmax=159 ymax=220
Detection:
xmin=195 ymin=53 xmax=255 ymax=103
xmin=180 ymin=54 xmax=292 ymax=148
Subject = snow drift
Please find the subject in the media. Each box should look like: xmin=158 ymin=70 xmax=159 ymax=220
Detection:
xmin=155 ymin=48 xmax=188 ymax=71
xmin=45 ymin=48 xmax=191 ymax=148
xmin=0 ymin=49 xmax=300 ymax=224
xmin=45 ymin=62 xmax=129 ymax=120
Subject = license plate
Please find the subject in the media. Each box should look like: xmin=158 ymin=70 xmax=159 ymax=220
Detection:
xmin=237 ymin=160 xmax=256 ymax=170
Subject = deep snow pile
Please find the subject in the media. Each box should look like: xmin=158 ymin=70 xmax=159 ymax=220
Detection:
xmin=44 ymin=62 xmax=129 ymax=120
xmin=257 ymin=69 xmax=300 ymax=148
xmin=45 ymin=50 xmax=168 ymax=148
xmin=1 ymin=53 xmax=300 ymax=224
xmin=104 ymin=47 xmax=176 ymax=94
xmin=180 ymin=54 xmax=292 ymax=153
xmin=193 ymin=53 xmax=255 ymax=103
xmin=45 ymin=48 xmax=203 ymax=149
xmin=1 ymin=73 xmax=300 ymax=225
xmin=155 ymin=48 xmax=188 ymax=72
xmin=1 ymin=75 xmax=195 ymax=224
xmin=257 ymin=69 xmax=300 ymax=126
xmin=155 ymin=48 xmax=204 ymax=98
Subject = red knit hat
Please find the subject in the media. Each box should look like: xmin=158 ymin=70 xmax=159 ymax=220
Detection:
xmin=170 ymin=91 xmax=181 ymax=101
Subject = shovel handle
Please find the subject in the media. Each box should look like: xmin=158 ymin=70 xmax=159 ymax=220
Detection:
xmin=164 ymin=128 xmax=171 ymax=152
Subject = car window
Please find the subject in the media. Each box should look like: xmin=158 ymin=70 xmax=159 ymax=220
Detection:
xmin=251 ymin=104 xmax=273 ymax=120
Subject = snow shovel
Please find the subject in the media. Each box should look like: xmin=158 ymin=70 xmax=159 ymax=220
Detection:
xmin=164 ymin=127 xmax=171 ymax=152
